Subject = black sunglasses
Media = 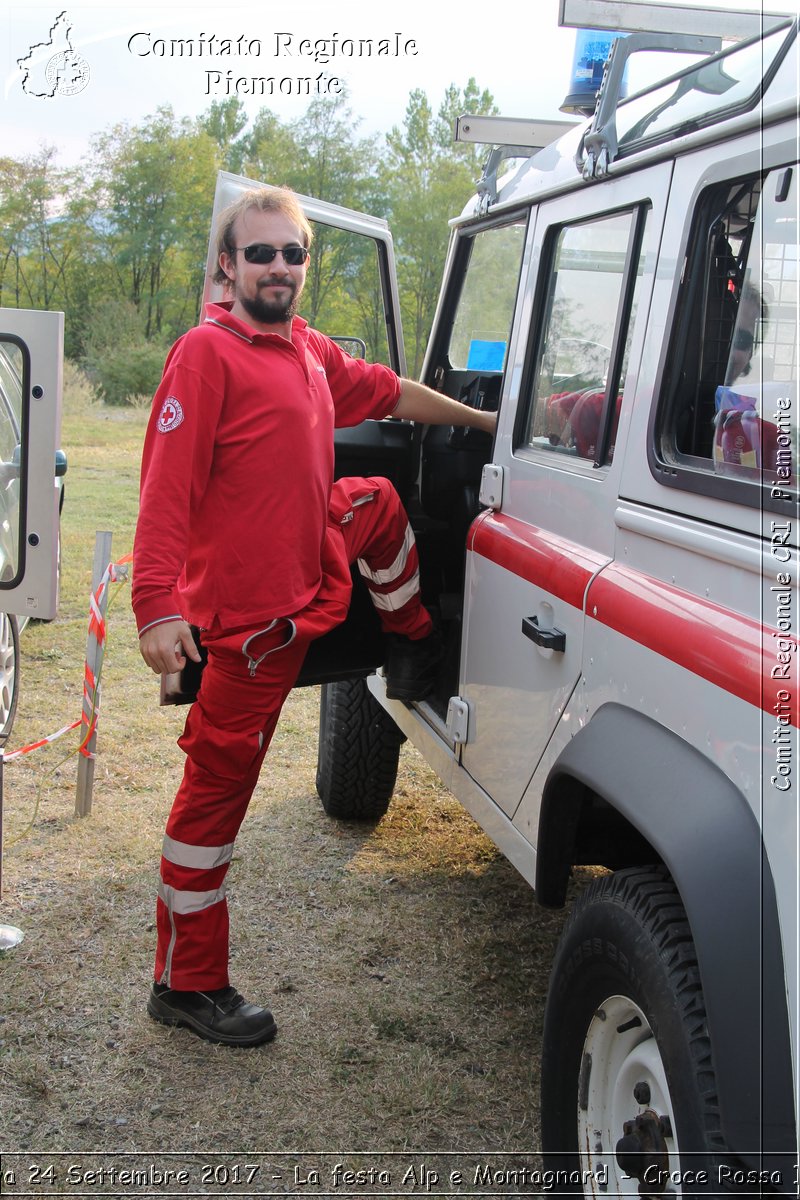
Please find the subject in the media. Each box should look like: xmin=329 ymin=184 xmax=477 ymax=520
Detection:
xmin=234 ymin=243 xmax=309 ymax=266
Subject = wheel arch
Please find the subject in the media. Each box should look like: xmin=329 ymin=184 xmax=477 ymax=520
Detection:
xmin=536 ymin=702 xmax=795 ymax=1169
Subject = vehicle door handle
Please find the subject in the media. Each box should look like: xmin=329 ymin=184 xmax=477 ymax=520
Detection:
xmin=522 ymin=615 xmax=566 ymax=653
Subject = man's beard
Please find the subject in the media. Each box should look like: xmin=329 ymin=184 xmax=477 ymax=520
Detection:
xmin=238 ymin=281 xmax=299 ymax=325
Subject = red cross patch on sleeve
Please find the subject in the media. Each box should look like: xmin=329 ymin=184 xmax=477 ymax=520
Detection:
xmin=157 ymin=396 xmax=184 ymax=433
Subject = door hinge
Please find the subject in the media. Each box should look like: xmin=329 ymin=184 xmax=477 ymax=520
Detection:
xmin=446 ymin=696 xmax=471 ymax=745
xmin=479 ymin=463 xmax=504 ymax=510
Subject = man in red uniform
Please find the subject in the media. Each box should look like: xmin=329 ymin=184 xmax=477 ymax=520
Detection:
xmin=133 ymin=187 xmax=495 ymax=1047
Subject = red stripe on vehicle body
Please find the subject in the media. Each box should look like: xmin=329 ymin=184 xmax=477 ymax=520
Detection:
xmin=588 ymin=564 xmax=798 ymax=724
xmin=468 ymin=511 xmax=607 ymax=609
xmin=468 ymin=512 xmax=798 ymax=726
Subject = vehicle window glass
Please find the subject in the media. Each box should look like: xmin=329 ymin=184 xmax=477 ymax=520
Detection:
xmin=418 ymin=217 xmax=525 ymax=539
xmin=719 ymin=169 xmax=798 ymax=498
xmin=524 ymin=210 xmax=638 ymax=462
xmin=0 ymin=348 xmax=21 ymax=456
xmin=616 ymin=24 xmax=792 ymax=155
xmin=0 ymin=342 xmax=24 ymax=583
xmin=305 ymin=224 xmax=393 ymax=367
xmin=657 ymin=166 xmax=797 ymax=503
xmin=448 ymin=220 xmax=527 ymax=372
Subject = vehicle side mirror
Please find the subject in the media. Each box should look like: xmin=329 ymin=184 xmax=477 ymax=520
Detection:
xmin=330 ymin=336 xmax=367 ymax=360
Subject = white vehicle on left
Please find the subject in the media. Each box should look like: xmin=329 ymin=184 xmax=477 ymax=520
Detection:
xmin=0 ymin=311 xmax=65 ymax=737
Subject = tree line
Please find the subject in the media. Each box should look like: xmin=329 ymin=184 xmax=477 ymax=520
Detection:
xmin=0 ymin=83 xmax=497 ymax=401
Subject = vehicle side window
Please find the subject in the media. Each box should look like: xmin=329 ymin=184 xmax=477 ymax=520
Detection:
xmin=523 ymin=209 xmax=646 ymax=464
xmin=0 ymin=342 xmax=24 ymax=583
xmin=306 ymin=224 xmax=394 ymax=368
xmin=419 ymin=217 xmax=526 ymax=541
xmin=428 ymin=216 xmax=527 ymax=411
xmin=654 ymin=165 xmax=797 ymax=507
xmin=448 ymin=221 xmax=527 ymax=374
xmin=0 ymin=347 xmax=21 ymax=457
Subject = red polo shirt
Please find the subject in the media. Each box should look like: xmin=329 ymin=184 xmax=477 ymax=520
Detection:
xmin=132 ymin=303 xmax=401 ymax=634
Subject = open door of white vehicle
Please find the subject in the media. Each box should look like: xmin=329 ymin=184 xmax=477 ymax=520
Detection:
xmin=0 ymin=308 xmax=63 ymax=621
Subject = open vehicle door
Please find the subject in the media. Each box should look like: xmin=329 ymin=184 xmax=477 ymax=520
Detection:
xmin=0 ymin=305 xmax=64 ymax=931
xmin=0 ymin=308 xmax=63 ymax=623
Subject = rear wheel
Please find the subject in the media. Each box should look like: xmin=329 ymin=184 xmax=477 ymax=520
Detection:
xmin=541 ymin=866 xmax=723 ymax=1196
xmin=0 ymin=612 xmax=20 ymax=739
xmin=316 ymin=677 xmax=405 ymax=820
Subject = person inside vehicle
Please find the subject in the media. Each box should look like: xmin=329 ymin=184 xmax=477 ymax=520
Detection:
xmin=715 ymin=283 xmax=777 ymax=471
xmin=132 ymin=185 xmax=496 ymax=1048
xmin=724 ymin=282 xmax=768 ymax=387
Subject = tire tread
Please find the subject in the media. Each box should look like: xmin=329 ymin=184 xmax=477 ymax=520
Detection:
xmin=316 ymin=678 xmax=404 ymax=821
xmin=542 ymin=864 xmax=726 ymax=1179
xmin=571 ymin=867 xmax=724 ymax=1144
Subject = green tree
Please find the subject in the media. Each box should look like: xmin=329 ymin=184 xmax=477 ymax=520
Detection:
xmin=0 ymin=148 xmax=80 ymax=312
xmin=290 ymin=95 xmax=380 ymax=329
xmin=238 ymin=94 xmax=377 ymax=328
xmin=83 ymin=298 xmax=168 ymax=405
xmin=382 ymin=81 xmax=497 ymax=377
xmin=0 ymin=80 xmax=500 ymax=391
xmin=435 ymin=78 xmax=499 ymax=174
xmin=235 ymin=107 xmax=297 ymax=186
xmin=198 ymin=98 xmax=248 ymax=159
xmin=90 ymin=106 xmax=221 ymax=339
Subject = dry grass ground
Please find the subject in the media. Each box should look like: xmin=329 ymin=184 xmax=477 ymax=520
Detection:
xmin=0 ymin=372 xmax=590 ymax=1188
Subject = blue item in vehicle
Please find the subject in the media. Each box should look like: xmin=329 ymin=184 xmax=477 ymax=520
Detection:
xmin=466 ymin=339 xmax=505 ymax=372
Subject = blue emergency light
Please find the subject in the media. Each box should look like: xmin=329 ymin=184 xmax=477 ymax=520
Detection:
xmin=560 ymin=28 xmax=628 ymax=115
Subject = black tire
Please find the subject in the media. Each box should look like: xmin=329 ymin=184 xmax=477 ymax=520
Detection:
xmin=541 ymin=866 xmax=724 ymax=1195
xmin=316 ymin=677 xmax=405 ymax=821
xmin=0 ymin=612 xmax=20 ymax=739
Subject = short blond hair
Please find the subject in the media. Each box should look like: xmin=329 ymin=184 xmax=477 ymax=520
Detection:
xmin=213 ymin=186 xmax=314 ymax=284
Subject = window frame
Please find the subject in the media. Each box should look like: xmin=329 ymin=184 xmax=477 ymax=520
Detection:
xmin=615 ymin=20 xmax=796 ymax=162
xmin=514 ymin=202 xmax=649 ymax=469
xmin=648 ymin=163 xmax=798 ymax=515
xmin=0 ymin=336 xmax=30 ymax=590
xmin=422 ymin=208 xmax=530 ymax=392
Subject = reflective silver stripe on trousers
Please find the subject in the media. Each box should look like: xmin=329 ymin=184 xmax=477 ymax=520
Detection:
xmin=157 ymin=879 xmax=228 ymax=986
xmin=157 ymin=880 xmax=227 ymax=916
xmin=357 ymin=525 xmax=414 ymax=585
xmin=367 ymin=570 xmax=420 ymax=612
xmin=162 ymin=835 xmax=234 ymax=871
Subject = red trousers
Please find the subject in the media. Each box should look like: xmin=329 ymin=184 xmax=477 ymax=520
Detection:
xmin=156 ymin=477 xmax=431 ymax=989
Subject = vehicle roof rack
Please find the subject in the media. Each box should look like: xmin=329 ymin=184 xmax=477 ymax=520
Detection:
xmin=577 ymin=29 xmax=722 ymax=179
xmin=559 ymin=0 xmax=793 ymax=42
xmin=458 ymin=1 xmax=796 ymax=209
xmin=560 ymin=0 xmax=796 ymax=179
xmin=454 ymin=117 xmax=579 ymax=212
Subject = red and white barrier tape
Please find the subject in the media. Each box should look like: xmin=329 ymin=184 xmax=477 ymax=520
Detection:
xmin=4 ymin=552 xmax=132 ymax=763
xmin=4 ymin=718 xmax=83 ymax=762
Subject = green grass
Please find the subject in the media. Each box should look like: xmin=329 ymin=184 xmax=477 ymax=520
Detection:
xmin=0 ymin=367 xmax=587 ymax=1162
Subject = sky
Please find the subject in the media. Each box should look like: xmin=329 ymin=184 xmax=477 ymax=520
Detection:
xmin=1 ymin=0 xmax=797 ymax=168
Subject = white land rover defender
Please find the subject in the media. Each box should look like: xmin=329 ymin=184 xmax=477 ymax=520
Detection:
xmin=207 ymin=3 xmax=799 ymax=1192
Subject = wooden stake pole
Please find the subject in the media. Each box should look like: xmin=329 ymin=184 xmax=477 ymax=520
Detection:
xmin=75 ymin=531 xmax=113 ymax=818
